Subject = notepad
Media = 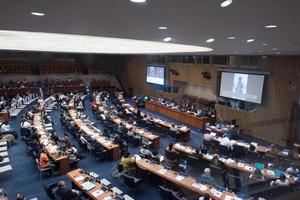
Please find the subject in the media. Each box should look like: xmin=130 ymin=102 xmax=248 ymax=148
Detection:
xmin=192 ymin=182 xmax=208 ymax=191
xmin=224 ymin=195 xmax=242 ymax=200
xmin=210 ymin=188 xmax=223 ymax=198
xmin=74 ymin=176 xmax=84 ymax=182
xmin=158 ymin=169 xmax=167 ymax=174
xmin=92 ymin=189 xmax=104 ymax=197
xmin=175 ymin=175 xmax=185 ymax=181
xmin=238 ymin=162 xmax=245 ymax=168
xmin=81 ymin=181 xmax=96 ymax=191
xmin=89 ymin=172 xmax=100 ymax=179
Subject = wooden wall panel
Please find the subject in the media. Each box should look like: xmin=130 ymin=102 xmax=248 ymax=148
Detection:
xmin=114 ymin=55 xmax=299 ymax=146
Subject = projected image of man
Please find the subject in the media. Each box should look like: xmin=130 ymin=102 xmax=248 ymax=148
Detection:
xmin=232 ymin=74 xmax=248 ymax=99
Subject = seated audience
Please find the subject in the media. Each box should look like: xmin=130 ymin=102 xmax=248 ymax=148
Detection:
xmin=39 ymin=149 xmax=55 ymax=169
xmin=267 ymin=144 xmax=280 ymax=156
xmin=0 ymin=132 xmax=16 ymax=145
xmin=285 ymin=164 xmax=299 ymax=176
xmin=0 ymin=121 xmax=18 ymax=138
xmin=121 ymin=151 xmax=136 ymax=174
xmin=199 ymin=168 xmax=217 ymax=186
xmin=220 ymin=136 xmax=233 ymax=150
xmin=139 ymin=145 xmax=153 ymax=158
xmin=54 ymin=180 xmax=81 ymax=200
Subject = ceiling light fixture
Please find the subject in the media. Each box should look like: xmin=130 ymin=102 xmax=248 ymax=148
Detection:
xmin=163 ymin=37 xmax=172 ymax=42
xmin=246 ymin=39 xmax=255 ymax=43
xmin=158 ymin=26 xmax=168 ymax=30
xmin=130 ymin=0 xmax=146 ymax=3
xmin=0 ymin=30 xmax=214 ymax=54
xmin=272 ymin=48 xmax=278 ymax=51
xmin=276 ymin=52 xmax=281 ymax=54
xmin=206 ymin=38 xmax=215 ymax=43
xmin=265 ymin=25 xmax=277 ymax=28
xmin=31 ymin=12 xmax=45 ymax=16
xmin=227 ymin=36 xmax=236 ymax=39
xmin=262 ymin=43 xmax=268 ymax=46
xmin=220 ymin=0 xmax=233 ymax=7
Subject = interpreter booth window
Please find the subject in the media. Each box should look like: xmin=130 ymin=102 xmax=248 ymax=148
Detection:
xmin=217 ymin=97 xmax=257 ymax=112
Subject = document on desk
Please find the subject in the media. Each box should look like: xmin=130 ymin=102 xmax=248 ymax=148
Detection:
xmin=158 ymin=169 xmax=167 ymax=174
xmin=92 ymin=189 xmax=104 ymax=197
xmin=175 ymin=175 xmax=185 ymax=182
xmin=74 ymin=175 xmax=85 ymax=182
xmin=210 ymin=188 xmax=223 ymax=198
xmin=224 ymin=195 xmax=242 ymax=200
xmin=192 ymin=182 xmax=208 ymax=191
xmin=81 ymin=181 xmax=96 ymax=191
xmin=237 ymin=162 xmax=244 ymax=168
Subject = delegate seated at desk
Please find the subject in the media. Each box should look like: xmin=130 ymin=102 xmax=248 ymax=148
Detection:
xmin=54 ymin=180 xmax=81 ymax=200
xmin=220 ymin=137 xmax=233 ymax=150
xmin=199 ymin=168 xmax=217 ymax=187
xmin=121 ymin=151 xmax=136 ymax=174
xmin=39 ymin=149 xmax=55 ymax=171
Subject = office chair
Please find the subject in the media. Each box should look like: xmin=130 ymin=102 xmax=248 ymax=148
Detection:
xmin=123 ymin=172 xmax=143 ymax=196
xmin=43 ymin=182 xmax=57 ymax=200
xmin=226 ymin=174 xmax=242 ymax=192
xmin=158 ymin=185 xmax=174 ymax=200
xmin=165 ymin=149 xmax=179 ymax=161
xmin=232 ymin=144 xmax=246 ymax=158
xmin=218 ymin=144 xmax=231 ymax=157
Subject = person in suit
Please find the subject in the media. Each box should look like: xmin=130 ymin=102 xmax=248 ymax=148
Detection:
xmin=199 ymin=168 xmax=217 ymax=187
xmin=54 ymin=181 xmax=80 ymax=200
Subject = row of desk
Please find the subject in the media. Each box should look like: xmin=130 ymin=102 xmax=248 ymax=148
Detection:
xmin=145 ymin=100 xmax=211 ymax=129
xmin=121 ymin=100 xmax=191 ymax=141
xmin=33 ymin=101 xmax=71 ymax=175
xmin=135 ymin=157 xmax=239 ymax=200
xmin=172 ymin=143 xmax=297 ymax=184
xmin=68 ymin=98 xmax=120 ymax=161
xmin=96 ymin=96 xmax=160 ymax=151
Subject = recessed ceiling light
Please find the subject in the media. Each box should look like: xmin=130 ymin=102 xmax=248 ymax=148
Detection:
xmin=162 ymin=37 xmax=172 ymax=42
xmin=276 ymin=52 xmax=281 ymax=54
xmin=206 ymin=38 xmax=215 ymax=43
xmin=265 ymin=25 xmax=277 ymax=29
xmin=272 ymin=48 xmax=278 ymax=51
xmin=262 ymin=43 xmax=268 ymax=46
xmin=0 ymin=30 xmax=213 ymax=54
xmin=227 ymin=36 xmax=236 ymax=40
xmin=220 ymin=0 xmax=233 ymax=7
xmin=130 ymin=0 xmax=146 ymax=3
xmin=158 ymin=26 xmax=168 ymax=30
xmin=258 ymin=50 xmax=264 ymax=53
xmin=31 ymin=12 xmax=45 ymax=16
xmin=246 ymin=39 xmax=255 ymax=43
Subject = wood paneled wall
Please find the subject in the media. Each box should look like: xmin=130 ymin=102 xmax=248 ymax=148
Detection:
xmin=115 ymin=55 xmax=300 ymax=146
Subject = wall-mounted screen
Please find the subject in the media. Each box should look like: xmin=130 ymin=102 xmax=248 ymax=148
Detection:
xmin=146 ymin=65 xmax=165 ymax=85
xmin=219 ymin=72 xmax=265 ymax=104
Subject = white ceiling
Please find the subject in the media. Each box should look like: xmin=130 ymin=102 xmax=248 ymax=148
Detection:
xmin=0 ymin=0 xmax=299 ymax=55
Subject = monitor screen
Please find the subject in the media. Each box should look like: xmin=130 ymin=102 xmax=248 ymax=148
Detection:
xmin=255 ymin=163 xmax=265 ymax=170
xmin=219 ymin=72 xmax=265 ymax=104
xmin=146 ymin=65 xmax=165 ymax=85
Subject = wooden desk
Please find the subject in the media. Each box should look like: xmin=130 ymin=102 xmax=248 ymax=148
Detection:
xmin=33 ymin=113 xmax=71 ymax=175
xmin=112 ymin=117 xmax=160 ymax=151
xmin=67 ymin=169 xmax=114 ymax=200
xmin=145 ymin=101 xmax=210 ymax=129
xmin=0 ymin=110 xmax=10 ymax=122
xmin=68 ymin=109 xmax=120 ymax=161
xmin=172 ymin=143 xmax=296 ymax=184
xmin=136 ymin=158 xmax=238 ymax=200
xmin=0 ymin=196 xmax=8 ymax=200
xmin=123 ymin=103 xmax=191 ymax=141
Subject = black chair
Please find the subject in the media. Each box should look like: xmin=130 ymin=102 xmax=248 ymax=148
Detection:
xmin=226 ymin=174 xmax=242 ymax=192
xmin=218 ymin=144 xmax=231 ymax=157
xmin=187 ymin=155 xmax=200 ymax=167
xmin=94 ymin=149 xmax=108 ymax=161
xmin=43 ymin=182 xmax=57 ymax=199
xmin=123 ymin=172 xmax=143 ymax=196
xmin=172 ymin=192 xmax=188 ymax=200
xmin=165 ymin=149 xmax=179 ymax=161
xmin=158 ymin=185 xmax=174 ymax=200
xmin=232 ymin=144 xmax=246 ymax=158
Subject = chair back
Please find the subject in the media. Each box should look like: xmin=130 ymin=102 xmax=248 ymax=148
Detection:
xmin=123 ymin=173 xmax=136 ymax=188
xmin=165 ymin=149 xmax=178 ymax=161
xmin=158 ymin=185 xmax=174 ymax=200
xmin=232 ymin=144 xmax=246 ymax=158
xmin=227 ymin=174 xmax=242 ymax=191
xmin=218 ymin=144 xmax=230 ymax=156
xmin=43 ymin=182 xmax=57 ymax=200
xmin=117 ymin=163 xmax=124 ymax=173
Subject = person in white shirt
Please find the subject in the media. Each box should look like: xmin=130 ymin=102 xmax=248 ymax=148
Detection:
xmin=220 ymin=137 xmax=233 ymax=150
xmin=79 ymin=134 xmax=88 ymax=144
xmin=139 ymin=145 xmax=153 ymax=157
xmin=271 ymin=174 xmax=290 ymax=186
xmin=0 ymin=121 xmax=18 ymax=139
xmin=170 ymin=124 xmax=178 ymax=132
xmin=285 ymin=165 xmax=299 ymax=175
xmin=21 ymin=119 xmax=32 ymax=129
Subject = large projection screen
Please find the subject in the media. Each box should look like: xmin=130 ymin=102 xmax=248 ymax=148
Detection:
xmin=146 ymin=65 xmax=165 ymax=85
xmin=219 ymin=72 xmax=265 ymax=104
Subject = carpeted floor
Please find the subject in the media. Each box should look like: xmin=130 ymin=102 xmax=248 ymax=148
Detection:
xmin=0 ymin=97 xmax=292 ymax=199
